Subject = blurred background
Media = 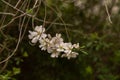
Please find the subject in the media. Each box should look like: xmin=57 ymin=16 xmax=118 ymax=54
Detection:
xmin=0 ymin=0 xmax=120 ymax=80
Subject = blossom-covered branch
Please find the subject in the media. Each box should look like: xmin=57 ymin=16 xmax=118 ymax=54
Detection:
xmin=28 ymin=25 xmax=79 ymax=59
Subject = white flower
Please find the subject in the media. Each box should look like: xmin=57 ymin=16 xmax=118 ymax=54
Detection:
xmin=28 ymin=25 xmax=46 ymax=43
xmin=73 ymin=43 xmax=79 ymax=49
xmin=28 ymin=31 xmax=37 ymax=39
xmin=50 ymin=33 xmax=63 ymax=45
xmin=31 ymin=34 xmax=40 ymax=43
xmin=61 ymin=52 xmax=79 ymax=59
xmin=28 ymin=30 xmax=41 ymax=43
xmin=34 ymin=25 xmax=45 ymax=33
xmin=60 ymin=42 xmax=79 ymax=59
xmin=40 ymin=33 xmax=47 ymax=40
xmin=39 ymin=38 xmax=50 ymax=51
xmin=28 ymin=25 xmax=79 ymax=59
xmin=63 ymin=43 xmax=73 ymax=50
xmin=62 ymin=43 xmax=73 ymax=54
xmin=56 ymin=42 xmax=65 ymax=52
xmin=47 ymin=34 xmax=52 ymax=39
xmin=50 ymin=50 xmax=60 ymax=58
xmin=48 ymin=33 xmax=64 ymax=52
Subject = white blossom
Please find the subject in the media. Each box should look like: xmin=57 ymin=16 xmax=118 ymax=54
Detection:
xmin=62 ymin=43 xmax=73 ymax=54
xmin=50 ymin=33 xmax=63 ymax=46
xmin=34 ymin=25 xmax=45 ymax=33
xmin=28 ymin=25 xmax=80 ymax=59
xmin=31 ymin=34 xmax=40 ymax=43
xmin=73 ymin=43 xmax=80 ymax=49
xmin=28 ymin=31 xmax=37 ymax=39
xmin=39 ymin=38 xmax=50 ymax=51
xmin=28 ymin=25 xmax=46 ymax=43
xmin=48 ymin=33 xmax=64 ymax=53
xmin=56 ymin=42 xmax=65 ymax=52
xmin=50 ymin=50 xmax=60 ymax=58
xmin=61 ymin=52 xmax=79 ymax=59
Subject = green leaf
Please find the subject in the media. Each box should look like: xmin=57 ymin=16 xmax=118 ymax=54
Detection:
xmin=81 ymin=50 xmax=88 ymax=55
xmin=23 ymin=51 xmax=28 ymax=57
xmin=86 ymin=66 xmax=92 ymax=74
xmin=26 ymin=9 xmax=33 ymax=14
xmin=13 ymin=67 xmax=20 ymax=75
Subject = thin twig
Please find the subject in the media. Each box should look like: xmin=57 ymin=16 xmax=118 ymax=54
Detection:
xmin=0 ymin=12 xmax=15 ymax=16
xmin=1 ymin=0 xmax=73 ymax=28
xmin=0 ymin=21 xmax=23 ymax=64
xmin=0 ymin=55 xmax=9 ymax=73
xmin=104 ymin=2 xmax=112 ymax=24
xmin=0 ymin=13 xmax=26 ymax=30
xmin=15 ymin=0 xmax=21 ymax=8
xmin=43 ymin=1 xmax=47 ymax=27
xmin=33 ymin=0 xmax=39 ymax=9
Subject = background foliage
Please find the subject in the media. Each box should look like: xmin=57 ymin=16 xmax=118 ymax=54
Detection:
xmin=0 ymin=0 xmax=120 ymax=80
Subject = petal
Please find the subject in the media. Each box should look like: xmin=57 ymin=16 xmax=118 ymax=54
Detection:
xmin=41 ymin=47 xmax=47 ymax=51
xmin=41 ymin=33 xmax=47 ymax=39
xmin=73 ymin=43 xmax=79 ymax=49
xmin=28 ymin=34 xmax=33 ymax=39
xmin=61 ymin=53 xmax=67 ymax=57
xmin=51 ymin=52 xmax=59 ymax=58
xmin=51 ymin=53 xmax=56 ymax=58
xmin=35 ymin=26 xmax=42 ymax=32
xmin=47 ymin=48 xmax=52 ymax=53
xmin=31 ymin=36 xmax=39 ymax=43
xmin=29 ymin=31 xmax=38 ymax=38
xmin=42 ymin=27 xmax=45 ymax=32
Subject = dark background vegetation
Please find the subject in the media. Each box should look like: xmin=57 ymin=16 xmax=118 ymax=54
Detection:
xmin=0 ymin=0 xmax=120 ymax=80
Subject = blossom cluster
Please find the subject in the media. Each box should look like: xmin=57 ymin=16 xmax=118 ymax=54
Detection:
xmin=28 ymin=25 xmax=79 ymax=59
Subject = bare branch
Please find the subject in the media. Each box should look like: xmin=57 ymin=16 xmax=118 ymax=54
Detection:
xmin=0 ymin=12 xmax=15 ymax=16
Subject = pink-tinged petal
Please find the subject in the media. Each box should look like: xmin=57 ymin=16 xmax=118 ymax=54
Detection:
xmin=51 ymin=54 xmax=56 ymax=58
xmin=51 ymin=52 xmax=59 ymax=58
xmin=35 ymin=26 xmax=41 ymax=31
xmin=28 ymin=31 xmax=38 ymax=39
xmin=31 ymin=36 xmax=39 ymax=43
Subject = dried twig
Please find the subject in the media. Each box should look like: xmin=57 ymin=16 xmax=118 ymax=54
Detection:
xmin=0 ymin=12 xmax=15 ymax=16
xmin=104 ymin=1 xmax=112 ymax=24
